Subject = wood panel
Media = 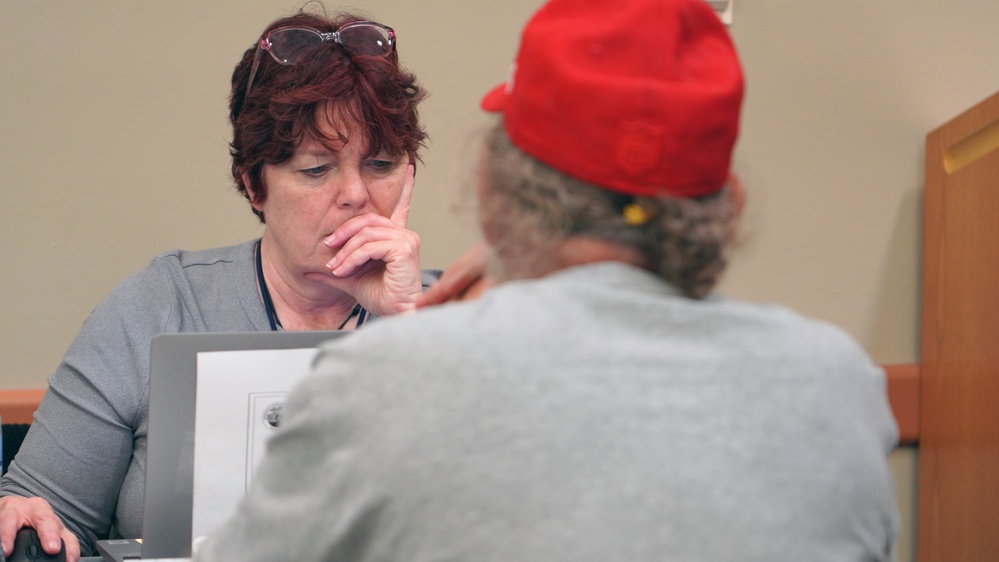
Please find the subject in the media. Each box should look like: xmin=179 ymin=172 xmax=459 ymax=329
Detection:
xmin=0 ymin=365 xmax=923 ymax=439
xmin=918 ymin=89 xmax=999 ymax=562
xmin=0 ymin=388 xmax=46 ymax=424
xmin=884 ymin=363 xmax=920 ymax=445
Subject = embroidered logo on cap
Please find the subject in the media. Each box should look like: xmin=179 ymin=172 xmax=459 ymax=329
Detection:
xmin=615 ymin=120 xmax=664 ymax=177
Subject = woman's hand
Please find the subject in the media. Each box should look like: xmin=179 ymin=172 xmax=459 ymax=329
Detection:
xmin=323 ymin=165 xmax=423 ymax=317
xmin=416 ymin=239 xmax=492 ymax=307
xmin=0 ymin=496 xmax=80 ymax=562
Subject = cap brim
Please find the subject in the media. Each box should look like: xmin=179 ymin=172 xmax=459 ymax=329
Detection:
xmin=480 ymin=82 xmax=507 ymax=112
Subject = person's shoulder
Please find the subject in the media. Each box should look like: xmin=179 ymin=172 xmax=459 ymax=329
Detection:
xmin=303 ymin=299 xmax=493 ymax=411
xmin=100 ymin=240 xmax=256 ymax=310
xmin=713 ymin=295 xmax=842 ymax=335
xmin=692 ymin=292 xmax=848 ymax=348
xmin=121 ymin=240 xmax=256 ymax=293
xmin=375 ymin=297 xmax=483 ymax=336
xmin=723 ymin=297 xmax=878 ymax=370
xmin=147 ymin=239 xmax=256 ymax=270
xmin=319 ymin=297 xmax=487 ymax=364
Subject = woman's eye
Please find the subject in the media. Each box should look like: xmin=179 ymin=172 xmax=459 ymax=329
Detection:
xmin=302 ymin=165 xmax=329 ymax=176
xmin=366 ymin=159 xmax=396 ymax=172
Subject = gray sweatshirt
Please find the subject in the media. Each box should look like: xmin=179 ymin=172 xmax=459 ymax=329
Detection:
xmin=197 ymin=262 xmax=899 ymax=562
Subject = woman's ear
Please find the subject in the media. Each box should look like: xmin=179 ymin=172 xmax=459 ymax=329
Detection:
xmin=242 ymin=171 xmax=264 ymax=212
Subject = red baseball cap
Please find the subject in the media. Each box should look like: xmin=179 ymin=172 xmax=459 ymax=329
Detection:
xmin=482 ymin=0 xmax=744 ymax=198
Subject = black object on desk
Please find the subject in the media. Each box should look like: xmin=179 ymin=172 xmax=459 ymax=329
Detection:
xmin=4 ymin=527 xmax=66 ymax=562
xmin=2 ymin=423 xmax=32 ymax=475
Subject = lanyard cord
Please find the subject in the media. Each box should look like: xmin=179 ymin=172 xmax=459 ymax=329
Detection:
xmin=338 ymin=303 xmax=364 ymax=330
xmin=255 ymin=241 xmax=367 ymax=331
xmin=255 ymin=241 xmax=280 ymax=331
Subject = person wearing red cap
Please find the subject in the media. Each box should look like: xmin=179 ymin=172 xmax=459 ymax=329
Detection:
xmin=195 ymin=1 xmax=899 ymax=560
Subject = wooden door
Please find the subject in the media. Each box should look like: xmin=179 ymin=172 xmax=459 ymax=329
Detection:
xmin=918 ymin=89 xmax=999 ymax=561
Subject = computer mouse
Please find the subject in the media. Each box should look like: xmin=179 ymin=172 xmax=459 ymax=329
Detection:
xmin=3 ymin=527 xmax=66 ymax=562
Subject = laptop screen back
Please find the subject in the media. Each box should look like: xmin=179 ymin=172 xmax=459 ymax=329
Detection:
xmin=141 ymin=330 xmax=345 ymax=559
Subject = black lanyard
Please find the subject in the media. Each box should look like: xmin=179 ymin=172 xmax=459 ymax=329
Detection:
xmin=255 ymin=241 xmax=367 ymax=331
xmin=255 ymin=241 xmax=280 ymax=331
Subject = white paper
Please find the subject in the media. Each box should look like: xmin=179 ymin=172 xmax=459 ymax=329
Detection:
xmin=191 ymin=347 xmax=320 ymax=545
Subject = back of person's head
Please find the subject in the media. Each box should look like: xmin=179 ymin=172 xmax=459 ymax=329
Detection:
xmin=229 ymin=8 xmax=427 ymax=223
xmin=478 ymin=0 xmax=744 ymax=298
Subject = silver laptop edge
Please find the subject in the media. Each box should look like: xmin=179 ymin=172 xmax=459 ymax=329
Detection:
xmin=142 ymin=330 xmax=345 ymax=559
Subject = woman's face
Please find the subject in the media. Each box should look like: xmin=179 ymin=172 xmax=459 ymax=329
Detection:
xmin=253 ymin=114 xmax=409 ymax=283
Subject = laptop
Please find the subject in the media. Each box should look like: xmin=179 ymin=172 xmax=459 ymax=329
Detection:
xmin=95 ymin=330 xmax=346 ymax=561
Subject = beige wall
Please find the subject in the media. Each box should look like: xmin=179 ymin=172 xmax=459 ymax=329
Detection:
xmin=3 ymin=1 xmax=998 ymax=561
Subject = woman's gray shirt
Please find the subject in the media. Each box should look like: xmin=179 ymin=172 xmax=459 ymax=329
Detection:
xmin=0 ymin=239 xmax=438 ymax=556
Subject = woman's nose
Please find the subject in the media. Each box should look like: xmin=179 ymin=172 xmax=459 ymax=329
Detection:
xmin=334 ymin=169 xmax=370 ymax=209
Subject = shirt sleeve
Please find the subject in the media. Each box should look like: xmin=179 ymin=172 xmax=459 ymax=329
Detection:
xmin=0 ymin=261 xmax=180 ymax=555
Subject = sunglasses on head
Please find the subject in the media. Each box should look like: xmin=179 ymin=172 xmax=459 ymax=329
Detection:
xmin=245 ymin=21 xmax=396 ymax=96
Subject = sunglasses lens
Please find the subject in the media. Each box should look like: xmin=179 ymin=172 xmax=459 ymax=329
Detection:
xmin=267 ymin=28 xmax=323 ymax=64
xmin=337 ymin=24 xmax=394 ymax=57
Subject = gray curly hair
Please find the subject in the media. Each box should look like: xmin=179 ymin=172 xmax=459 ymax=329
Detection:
xmin=478 ymin=123 xmax=739 ymax=299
